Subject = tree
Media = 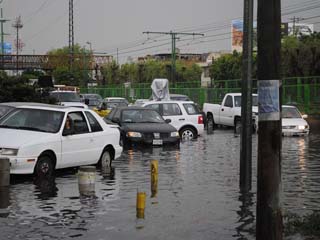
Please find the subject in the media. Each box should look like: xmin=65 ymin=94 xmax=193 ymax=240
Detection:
xmin=47 ymin=44 xmax=92 ymax=86
xmin=209 ymin=51 xmax=242 ymax=80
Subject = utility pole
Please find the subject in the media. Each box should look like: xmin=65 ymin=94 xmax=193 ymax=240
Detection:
xmin=240 ymin=0 xmax=254 ymax=192
xmin=256 ymin=0 xmax=283 ymax=239
xmin=117 ymin=48 xmax=119 ymax=65
xmin=0 ymin=0 xmax=9 ymax=70
xmin=12 ymin=16 xmax=23 ymax=74
xmin=289 ymin=16 xmax=304 ymax=37
xmin=143 ymin=31 xmax=204 ymax=84
xmin=69 ymin=0 xmax=74 ymax=71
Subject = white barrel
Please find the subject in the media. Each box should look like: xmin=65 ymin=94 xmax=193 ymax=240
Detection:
xmin=78 ymin=166 xmax=96 ymax=196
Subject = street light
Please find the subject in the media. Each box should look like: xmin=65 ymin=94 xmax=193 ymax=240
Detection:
xmin=86 ymin=41 xmax=92 ymax=52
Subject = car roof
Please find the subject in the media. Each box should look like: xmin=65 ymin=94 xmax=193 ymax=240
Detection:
xmin=282 ymin=105 xmax=297 ymax=108
xmin=0 ymin=102 xmax=58 ymax=107
xmin=12 ymin=104 xmax=72 ymax=111
xmin=142 ymin=100 xmax=195 ymax=104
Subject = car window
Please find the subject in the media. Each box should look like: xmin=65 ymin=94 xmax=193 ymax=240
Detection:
xmin=282 ymin=107 xmax=301 ymax=118
xmin=224 ymin=96 xmax=233 ymax=108
xmin=183 ymin=103 xmax=200 ymax=115
xmin=85 ymin=112 xmax=103 ymax=132
xmin=0 ymin=108 xmax=64 ymax=133
xmin=145 ymin=104 xmax=160 ymax=113
xmin=162 ymin=103 xmax=182 ymax=116
xmin=121 ymin=109 xmax=164 ymax=123
xmin=67 ymin=112 xmax=89 ymax=134
xmin=0 ymin=105 xmax=14 ymax=119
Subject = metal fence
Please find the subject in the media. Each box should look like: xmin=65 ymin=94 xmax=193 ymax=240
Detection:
xmin=82 ymin=76 xmax=320 ymax=114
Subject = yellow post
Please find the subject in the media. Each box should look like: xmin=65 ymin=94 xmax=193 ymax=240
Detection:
xmin=150 ymin=160 xmax=158 ymax=198
xmin=136 ymin=191 xmax=146 ymax=219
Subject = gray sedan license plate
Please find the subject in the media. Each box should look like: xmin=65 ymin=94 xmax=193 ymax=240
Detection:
xmin=153 ymin=139 xmax=163 ymax=145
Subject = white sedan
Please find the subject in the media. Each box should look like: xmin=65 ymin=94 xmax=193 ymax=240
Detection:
xmin=0 ymin=104 xmax=122 ymax=175
xmin=282 ymin=105 xmax=310 ymax=136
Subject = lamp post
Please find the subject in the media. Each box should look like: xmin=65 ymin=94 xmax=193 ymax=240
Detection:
xmin=86 ymin=41 xmax=92 ymax=52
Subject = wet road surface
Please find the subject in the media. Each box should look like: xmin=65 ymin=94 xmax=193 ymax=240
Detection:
xmin=1 ymin=129 xmax=320 ymax=240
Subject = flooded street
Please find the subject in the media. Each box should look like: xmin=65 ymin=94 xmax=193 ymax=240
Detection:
xmin=1 ymin=130 xmax=320 ymax=240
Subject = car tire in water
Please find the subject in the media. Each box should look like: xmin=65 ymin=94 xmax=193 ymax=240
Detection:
xmin=180 ymin=127 xmax=196 ymax=140
xmin=234 ymin=118 xmax=241 ymax=134
xmin=100 ymin=150 xmax=112 ymax=168
xmin=207 ymin=115 xmax=215 ymax=133
xmin=35 ymin=155 xmax=54 ymax=177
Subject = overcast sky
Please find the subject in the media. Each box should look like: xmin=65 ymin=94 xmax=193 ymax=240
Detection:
xmin=3 ymin=0 xmax=320 ymax=63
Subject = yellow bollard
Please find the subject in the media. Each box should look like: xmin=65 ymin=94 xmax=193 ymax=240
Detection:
xmin=150 ymin=160 xmax=158 ymax=199
xmin=136 ymin=191 xmax=146 ymax=219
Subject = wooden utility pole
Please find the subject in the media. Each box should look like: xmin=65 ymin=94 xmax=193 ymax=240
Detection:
xmin=256 ymin=0 xmax=283 ymax=239
xmin=240 ymin=0 xmax=254 ymax=192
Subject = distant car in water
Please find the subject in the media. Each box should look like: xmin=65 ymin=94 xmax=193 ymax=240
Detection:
xmin=142 ymin=100 xmax=204 ymax=140
xmin=80 ymin=93 xmax=102 ymax=109
xmin=50 ymin=91 xmax=88 ymax=108
xmin=104 ymin=97 xmax=129 ymax=105
xmin=0 ymin=104 xmax=122 ymax=175
xmin=104 ymin=107 xmax=180 ymax=147
xmin=282 ymin=105 xmax=310 ymax=136
xmin=93 ymin=100 xmax=129 ymax=117
xmin=169 ymin=94 xmax=191 ymax=101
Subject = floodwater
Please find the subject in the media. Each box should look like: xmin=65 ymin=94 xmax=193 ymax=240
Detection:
xmin=1 ymin=129 xmax=320 ymax=240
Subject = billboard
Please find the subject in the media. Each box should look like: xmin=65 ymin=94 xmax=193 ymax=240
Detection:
xmin=231 ymin=20 xmax=257 ymax=52
xmin=288 ymin=23 xmax=314 ymax=36
xmin=0 ymin=42 xmax=12 ymax=54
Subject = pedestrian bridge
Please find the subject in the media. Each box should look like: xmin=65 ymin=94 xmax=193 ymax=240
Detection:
xmin=0 ymin=54 xmax=112 ymax=70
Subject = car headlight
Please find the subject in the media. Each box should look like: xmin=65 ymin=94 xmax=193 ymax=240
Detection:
xmin=0 ymin=148 xmax=19 ymax=156
xmin=170 ymin=131 xmax=179 ymax=137
xmin=298 ymin=125 xmax=308 ymax=130
xmin=127 ymin=132 xmax=142 ymax=138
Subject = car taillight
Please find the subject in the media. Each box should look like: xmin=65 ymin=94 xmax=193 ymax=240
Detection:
xmin=198 ymin=115 xmax=203 ymax=124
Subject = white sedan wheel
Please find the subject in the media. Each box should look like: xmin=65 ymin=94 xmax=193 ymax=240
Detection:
xmin=101 ymin=151 xmax=112 ymax=168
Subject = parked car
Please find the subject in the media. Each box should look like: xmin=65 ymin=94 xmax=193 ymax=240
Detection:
xmin=169 ymin=94 xmax=191 ymax=101
xmin=141 ymin=100 xmax=204 ymax=140
xmin=133 ymin=99 xmax=149 ymax=106
xmin=203 ymin=93 xmax=258 ymax=132
xmin=50 ymin=91 xmax=88 ymax=108
xmin=282 ymin=105 xmax=310 ymax=136
xmin=80 ymin=93 xmax=102 ymax=109
xmin=93 ymin=100 xmax=129 ymax=117
xmin=104 ymin=107 xmax=180 ymax=146
xmin=104 ymin=97 xmax=129 ymax=105
xmin=0 ymin=105 xmax=122 ymax=176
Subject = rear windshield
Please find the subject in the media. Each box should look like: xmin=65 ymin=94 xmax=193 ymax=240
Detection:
xmin=183 ymin=103 xmax=200 ymax=115
xmin=50 ymin=92 xmax=81 ymax=102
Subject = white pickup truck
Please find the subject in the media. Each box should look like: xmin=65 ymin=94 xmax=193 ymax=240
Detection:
xmin=203 ymin=93 xmax=258 ymax=132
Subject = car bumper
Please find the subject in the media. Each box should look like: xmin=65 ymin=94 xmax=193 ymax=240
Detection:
xmin=1 ymin=155 xmax=37 ymax=174
xmin=282 ymin=130 xmax=309 ymax=136
xmin=126 ymin=137 xmax=180 ymax=146
xmin=196 ymin=124 xmax=205 ymax=136
xmin=114 ymin=145 xmax=123 ymax=159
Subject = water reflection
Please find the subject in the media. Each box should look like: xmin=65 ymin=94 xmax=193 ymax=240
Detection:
xmin=0 ymin=186 xmax=10 ymax=218
xmin=1 ymin=130 xmax=320 ymax=239
xmin=234 ymin=191 xmax=255 ymax=240
xmin=34 ymin=175 xmax=58 ymax=200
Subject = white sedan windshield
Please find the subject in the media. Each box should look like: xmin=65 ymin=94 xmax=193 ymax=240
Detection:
xmin=0 ymin=108 xmax=64 ymax=133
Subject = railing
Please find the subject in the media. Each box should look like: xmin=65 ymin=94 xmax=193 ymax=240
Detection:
xmin=82 ymin=76 xmax=320 ymax=114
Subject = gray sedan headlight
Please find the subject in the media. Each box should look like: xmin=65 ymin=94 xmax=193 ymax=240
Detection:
xmin=170 ymin=131 xmax=179 ymax=137
xmin=127 ymin=132 xmax=142 ymax=138
xmin=1 ymin=148 xmax=19 ymax=156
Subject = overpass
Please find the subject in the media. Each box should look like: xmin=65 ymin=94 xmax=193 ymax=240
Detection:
xmin=0 ymin=54 xmax=112 ymax=70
